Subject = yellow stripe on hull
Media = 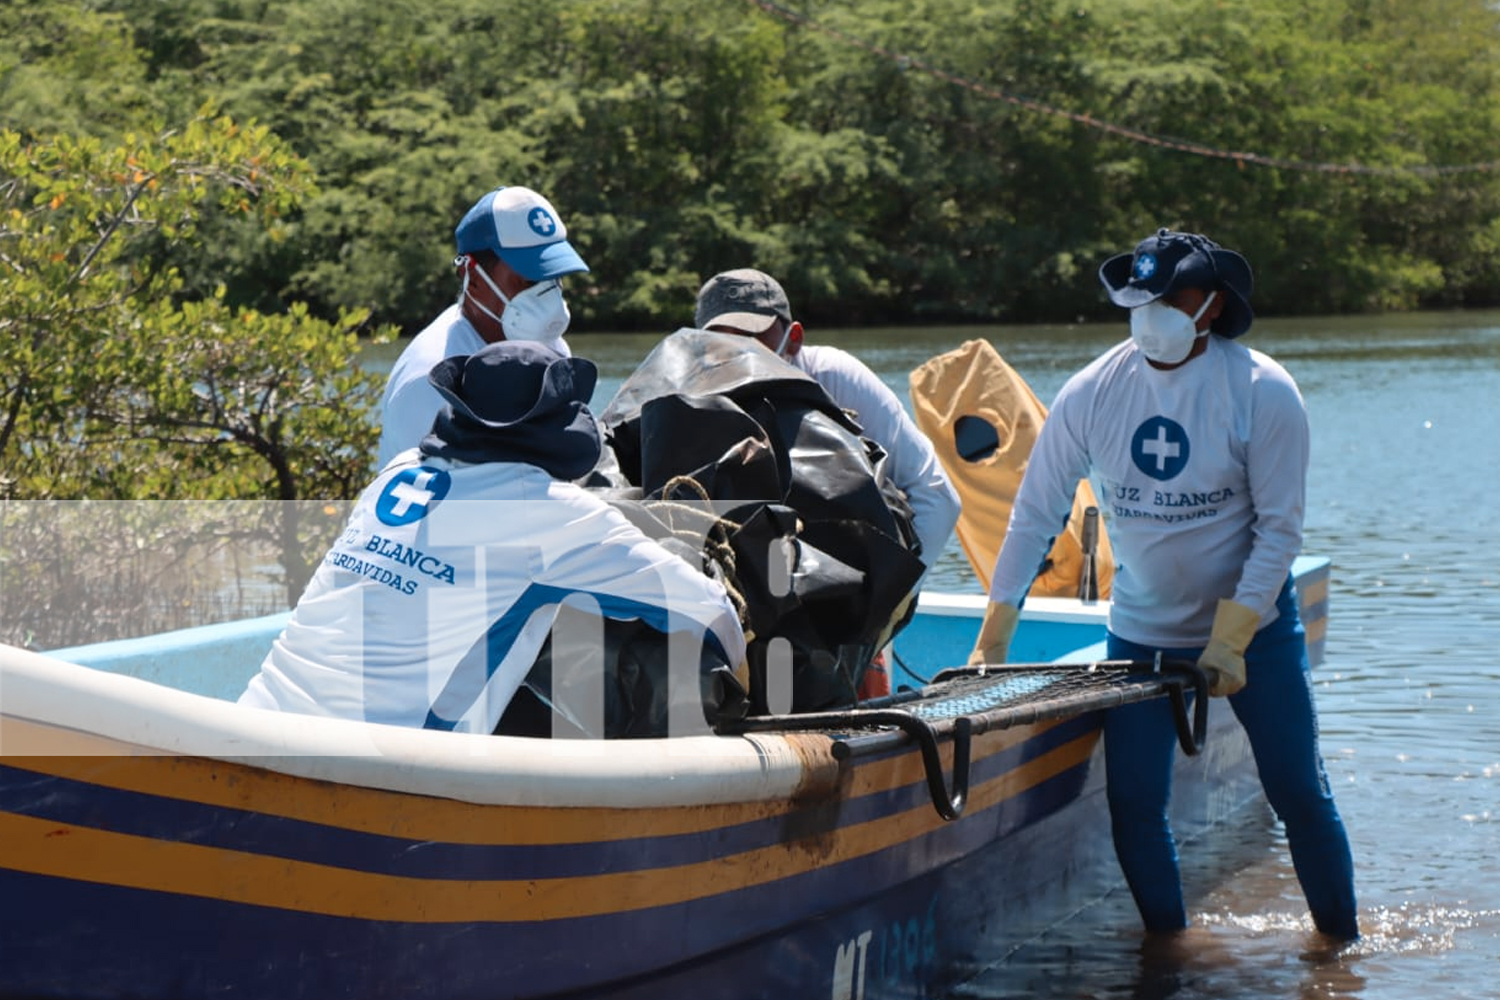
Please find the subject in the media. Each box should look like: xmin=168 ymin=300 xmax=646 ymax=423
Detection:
xmin=1 ymin=713 xmax=1053 ymax=845
xmin=0 ymin=727 xmax=1098 ymax=922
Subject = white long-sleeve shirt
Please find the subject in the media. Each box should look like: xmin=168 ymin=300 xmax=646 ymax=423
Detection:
xmin=988 ymin=335 xmax=1308 ymax=646
xmin=789 ymin=344 xmax=961 ymax=568
xmin=240 ymin=453 xmax=746 ymax=733
xmin=376 ymin=304 xmax=570 ymax=468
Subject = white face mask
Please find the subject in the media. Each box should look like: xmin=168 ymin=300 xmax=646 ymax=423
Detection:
xmin=461 ymin=260 xmax=571 ymax=344
xmin=1129 ymin=291 xmax=1216 ymax=364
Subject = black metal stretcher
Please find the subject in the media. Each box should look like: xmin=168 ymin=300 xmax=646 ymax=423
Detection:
xmin=717 ymin=658 xmax=1209 ymax=821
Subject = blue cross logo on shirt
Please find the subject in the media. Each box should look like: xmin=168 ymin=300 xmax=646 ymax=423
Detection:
xmin=376 ymin=467 xmax=452 ymax=526
xmin=1131 ymin=416 xmax=1190 ymax=481
xmin=527 ymin=207 xmax=557 ymax=238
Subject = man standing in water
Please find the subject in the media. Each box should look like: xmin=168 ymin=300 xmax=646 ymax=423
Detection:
xmin=969 ymin=229 xmax=1359 ymax=941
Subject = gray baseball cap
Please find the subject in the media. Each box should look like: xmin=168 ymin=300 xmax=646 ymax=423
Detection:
xmin=694 ymin=268 xmax=791 ymax=334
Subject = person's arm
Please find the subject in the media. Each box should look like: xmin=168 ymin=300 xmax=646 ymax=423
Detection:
xmin=377 ymin=377 xmax=447 ymax=468
xmin=538 ymin=493 xmax=747 ymax=681
xmin=971 ymin=383 xmax=1092 ymax=664
xmin=1197 ymin=357 xmax=1308 ymax=696
xmin=1235 ymin=361 xmax=1309 ymax=616
xmin=880 ymin=406 xmax=961 ymax=571
xmin=988 ymin=384 xmax=1093 ymax=607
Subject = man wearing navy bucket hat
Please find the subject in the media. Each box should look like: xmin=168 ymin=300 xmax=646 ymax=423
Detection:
xmin=377 ymin=186 xmax=591 ymax=467
xmin=246 ymin=341 xmax=747 ymax=737
xmin=970 ymin=228 xmax=1360 ymax=942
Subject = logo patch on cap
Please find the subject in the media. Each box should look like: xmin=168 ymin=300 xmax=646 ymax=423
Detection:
xmin=1133 ymin=253 xmax=1158 ymax=281
xmin=455 ymin=186 xmax=588 ymax=280
xmin=527 ymin=207 xmax=557 ymax=238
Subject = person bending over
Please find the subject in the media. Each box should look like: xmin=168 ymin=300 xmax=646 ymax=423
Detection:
xmin=693 ymin=267 xmax=960 ymax=572
xmin=969 ymin=228 xmax=1359 ymax=941
xmin=244 ymin=341 xmax=746 ymax=735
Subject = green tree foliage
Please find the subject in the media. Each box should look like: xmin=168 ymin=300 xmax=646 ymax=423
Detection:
xmin=541 ymin=0 xmax=806 ymax=327
xmin=110 ymin=0 xmax=558 ymax=325
xmin=1078 ymin=0 xmax=1500 ymax=313
xmin=8 ymin=0 xmax=1500 ymax=328
xmin=0 ymin=0 xmax=163 ymax=137
xmin=0 ymin=113 xmax=392 ymax=598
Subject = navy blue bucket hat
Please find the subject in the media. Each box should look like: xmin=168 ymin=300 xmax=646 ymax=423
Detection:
xmin=422 ymin=341 xmax=601 ymax=479
xmin=1099 ymin=228 xmax=1255 ymax=338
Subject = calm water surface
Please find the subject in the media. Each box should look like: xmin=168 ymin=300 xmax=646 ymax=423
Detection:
xmin=372 ymin=312 xmax=1500 ymax=998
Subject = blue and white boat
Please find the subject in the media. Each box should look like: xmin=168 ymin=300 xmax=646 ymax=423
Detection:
xmin=0 ymin=556 xmax=1328 ymax=1000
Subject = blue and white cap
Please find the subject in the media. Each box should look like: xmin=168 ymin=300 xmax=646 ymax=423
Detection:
xmin=454 ymin=186 xmax=589 ymax=281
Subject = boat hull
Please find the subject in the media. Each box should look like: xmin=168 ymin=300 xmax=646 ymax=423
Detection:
xmin=0 ymin=696 xmax=1253 ymax=1000
xmin=1 ymin=558 xmax=1326 ymax=1000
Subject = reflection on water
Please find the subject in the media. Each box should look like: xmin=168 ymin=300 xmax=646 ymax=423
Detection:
xmin=962 ymin=897 xmax=1500 ymax=1000
xmin=366 ymin=313 xmax=1500 ymax=999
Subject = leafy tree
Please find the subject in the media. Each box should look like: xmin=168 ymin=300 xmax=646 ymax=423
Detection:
xmin=0 ymin=112 xmax=393 ymax=601
xmin=10 ymin=0 xmax=1500 ymax=331
xmin=162 ymin=0 xmax=550 ymax=326
xmin=1076 ymin=0 xmax=1500 ymax=314
xmin=538 ymin=0 xmax=800 ymax=328
xmin=0 ymin=0 xmax=163 ymax=138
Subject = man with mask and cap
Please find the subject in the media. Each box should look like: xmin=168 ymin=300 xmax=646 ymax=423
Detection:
xmin=244 ymin=341 xmax=747 ymax=736
xmin=693 ymin=268 xmax=960 ymax=575
xmin=376 ymin=186 xmax=589 ymax=468
xmin=967 ymin=229 xmax=1359 ymax=942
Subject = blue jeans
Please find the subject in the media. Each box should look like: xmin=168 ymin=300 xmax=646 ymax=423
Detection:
xmin=1103 ymin=579 xmax=1359 ymax=939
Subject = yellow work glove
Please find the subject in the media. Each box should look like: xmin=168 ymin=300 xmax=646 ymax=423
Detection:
xmin=1197 ymin=598 xmax=1261 ymax=697
xmin=968 ymin=602 xmax=1021 ymax=666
